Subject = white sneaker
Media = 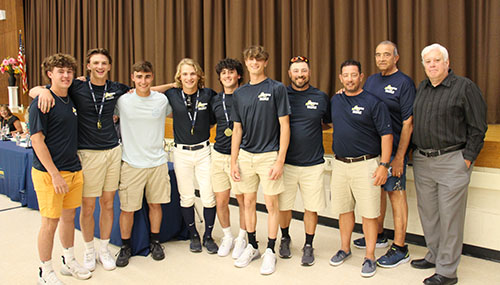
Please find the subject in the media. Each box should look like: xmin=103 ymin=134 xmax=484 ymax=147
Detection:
xmin=234 ymin=244 xmax=260 ymax=268
xmin=98 ymin=248 xmax=117 ymax=271
xmin=260 ymin=248 xmax=277 ymax=275
xmin=60 ymin=256 xmax=92 ymax=280
xmin=232 ymin=237 xmax=247 ymax=259
xmin=82 ymin=249 xmax=96 ymax=272
xmin=217 ymin=236 xmax=234 ymax=257
xmin=38 ymin=269 xmax=65 ymax=285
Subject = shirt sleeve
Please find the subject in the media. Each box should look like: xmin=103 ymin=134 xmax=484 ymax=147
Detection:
xmin=114 ymin=82 xmax=131 ymax=98
xmin=462 ymin=81 xmax=488 ymax=161
xmin=274 ymin=83 xmax=291 ymax=117
xmin=372 ymin=100 xmax=393 ymax=136
xmin=322 ymin=93 xmax=332 ymax=124
xmin=231 ymin=92 xmax=241 ymax=123
xmin=208 ymin=89 xmax=217 ymax=125
xmin=399 ymin=79 xmax=416 ymax=121
xmin=28 ymin=99 xmax=48 ymax=136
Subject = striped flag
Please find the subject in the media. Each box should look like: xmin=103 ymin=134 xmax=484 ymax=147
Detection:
xmin=18 ymin=31 xmax=28 ymax=95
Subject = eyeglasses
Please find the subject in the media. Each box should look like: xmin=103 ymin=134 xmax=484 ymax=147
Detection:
xmin=290 ymin=56 xmax=309 ymax=64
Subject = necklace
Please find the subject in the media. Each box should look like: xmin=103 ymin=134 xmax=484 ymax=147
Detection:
xmin=50 ymin=88 xmax=69 ymax=104
xmin=55 ymin=95 xmax=69 ymax=104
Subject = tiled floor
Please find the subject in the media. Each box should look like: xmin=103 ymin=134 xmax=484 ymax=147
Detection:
xmin=1 ymin=194 xmax=499 ymax=284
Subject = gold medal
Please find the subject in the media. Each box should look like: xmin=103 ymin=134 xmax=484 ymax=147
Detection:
xmin=224 ymin=128 xmax=232 ymax=137
xmin=191 ymin=127 xmax=194 ymax=135
xmin=97 ymin=120 xmax=102 ymax=129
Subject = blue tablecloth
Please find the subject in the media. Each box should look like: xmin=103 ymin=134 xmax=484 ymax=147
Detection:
xmin=0 ymin=141 xmax=187 ymax=256
xmin=0 ymin=140 xmax=35 ymax=207
xmin=74 ymin=162 xmax=188 ymax=256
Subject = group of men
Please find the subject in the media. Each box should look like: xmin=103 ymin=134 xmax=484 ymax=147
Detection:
xmin=28 ymin=40 xmax=487 ymax=285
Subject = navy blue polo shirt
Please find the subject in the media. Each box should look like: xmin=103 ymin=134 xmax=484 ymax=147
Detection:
xmin=29 ymin=91 xmax=81 ymax=172
xmin=211 ymin=92 xmax=234 ymax=155
xmin=232 ymin=78 xmax=290 ymax=153
xmin=166 ymin=87 xmax=216 ymax=145
xmin=286 ymin=85 xmax=331 ymax=166
xmin=68 ymin=79 xmax=130 ymax=150
xmin=331 ymin=90 xmax=392 ymax=157
xmin=364 ymin=71 xmax=415 ymax=155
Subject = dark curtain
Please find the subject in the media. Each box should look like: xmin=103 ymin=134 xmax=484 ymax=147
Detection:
xmin=24 ymin=0 xmax=500 ymax=123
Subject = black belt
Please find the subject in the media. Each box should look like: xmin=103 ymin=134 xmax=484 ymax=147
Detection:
xmin=418 ymin=143 xmax=465 ymax=158
xmin=335 ymin=154 xmax=378 ymax=163
xmin=175 ymin=141 xmax=209 ymax=151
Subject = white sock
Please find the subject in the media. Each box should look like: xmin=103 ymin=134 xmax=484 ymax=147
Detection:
xmin=238 ymin=228 xmax=246 ymax=239
xmin=62 ymin=247 xmax=75 ymax=263
xmin=222 ymin=227 xmax=233 ymax=239
xmin=84 ymin=240 xmax=94 ymax=252
xmin=100 ymin=239 xmax=110 ymax=252
xmin=40 ymin=260 xmax=53 ymax=275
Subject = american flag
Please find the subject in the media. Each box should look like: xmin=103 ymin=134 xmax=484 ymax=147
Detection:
xmin=18 ymin=31 xmax=28 ymax=95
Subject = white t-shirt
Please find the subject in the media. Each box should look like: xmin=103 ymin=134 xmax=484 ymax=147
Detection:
xmin=116 ymin=90 xmax=172 ymax=168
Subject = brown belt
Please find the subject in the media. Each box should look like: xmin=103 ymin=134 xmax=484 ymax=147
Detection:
xmin=334 ymin=154 xmax=378 ymax=163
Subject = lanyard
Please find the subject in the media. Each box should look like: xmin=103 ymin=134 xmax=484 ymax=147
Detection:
xmin=222 ymin=93 xmax=230 ymax=125
xmin=88 ymin=81 xmax=107 ymax=129
xmin=181 ymin=90 xmax=200 ymax=135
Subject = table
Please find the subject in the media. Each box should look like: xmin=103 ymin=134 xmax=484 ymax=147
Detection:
xmin=0 ymin=140 xmax=36 ymax=207
xmin=73 ymin=162 xmax=188 ymax=256
xmin=0 ymin=141 xmax=187 ymax=256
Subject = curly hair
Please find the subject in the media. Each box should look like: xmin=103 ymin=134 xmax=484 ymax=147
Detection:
xmin=41 ymin=53 xmax=77 ymax=83
xmin=215 ymin=58 xmax=244 ymax=85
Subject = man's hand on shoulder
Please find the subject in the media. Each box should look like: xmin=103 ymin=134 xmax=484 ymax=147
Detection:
xmin=30 ymin=87 xmax=55 ymax=114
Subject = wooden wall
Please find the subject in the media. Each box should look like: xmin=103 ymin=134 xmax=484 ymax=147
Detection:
xmin=0 ymin=0 xmax=27 ymax=107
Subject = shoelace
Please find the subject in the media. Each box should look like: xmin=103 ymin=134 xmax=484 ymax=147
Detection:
xmin=384 ymin=246 xmax=399 ymax=257
xmin=116 ymin=246 xmax=131 ymax=258
xmin=44 ymin=271 xmax=62 ymax=284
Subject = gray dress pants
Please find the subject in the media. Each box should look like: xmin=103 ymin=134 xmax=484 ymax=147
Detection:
xmin=412 ymin=149 xmax=473 ymax=278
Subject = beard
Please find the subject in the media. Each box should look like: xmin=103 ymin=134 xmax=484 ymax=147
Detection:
xmin=291 ymin=77 xmax=310 ymax=89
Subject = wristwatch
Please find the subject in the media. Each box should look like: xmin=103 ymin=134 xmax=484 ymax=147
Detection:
xmin=379 ymin=162 xmax=390 ymax=169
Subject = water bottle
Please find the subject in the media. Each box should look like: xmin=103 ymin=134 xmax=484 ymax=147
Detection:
xmin=16 ymin=133 xmax=21 ymax=146
xmin=26 ymin=134 xmax=31 ymax=148
xmin=26 ymin=133 xmax=32 ymax=148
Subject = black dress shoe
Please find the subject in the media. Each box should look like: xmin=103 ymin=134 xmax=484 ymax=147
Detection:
xmin=411 ymin=258 xmax=436 ymax=269
xmin=423 ymin=273 xmax=458 ymax=285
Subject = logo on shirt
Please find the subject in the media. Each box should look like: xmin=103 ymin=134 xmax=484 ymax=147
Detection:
xmin=72 ymin=107 xmax=78 ymax=116
xmin=104 ymin=92 xmax=116 ymax=100
xmin=0 ymin=169 xmax=4 ymax=179
xmin=351 ymin=105 xmax=365 ymax=115
xmin=197 ymin=101 xmax=208 ymax=110
xmin=258 ymin=92 xmax=271 ymax=101
xmin=384 ymin=85 xmax=398 ymax=94
xmin=305 ymin=100 xmax=319 ymax=110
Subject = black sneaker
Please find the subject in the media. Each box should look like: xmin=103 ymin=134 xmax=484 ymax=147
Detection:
xmin=353 ymin=233 xmax=388 ymax=249
xmin=150 ymin=240 xmax=165 ymax=261
xmin=203 ymin=237 xmax=219 ymax=254
xmin=190 ymin=234 xmax=202 ymax=253
xmin=279 ymin=236 xmax=292 ymax=258
xmin=301 ymin=244 xmax=315 ymax=266
xmin=116 ymin=245 xmax=132 ymax=267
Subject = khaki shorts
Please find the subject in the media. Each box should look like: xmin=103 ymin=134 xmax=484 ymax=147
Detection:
xmin=280 ymin=163 xmax=326 ymax=211
xmin=32 ymin=168 xmax=83 ymax=219
xmin=118 ymin=162 xmax=171 ymax=212
xmin=330 ymin=157 xmax=381 ymax=219
xmin=78 ymin=145 xmax=121 ymax=197
xmin=236 ymin=149 xmax=285 ymax=196
xmin=211 ymin=150 xmax=241 ymax=194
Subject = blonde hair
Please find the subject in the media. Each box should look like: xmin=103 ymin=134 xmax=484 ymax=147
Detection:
xmin=174 ymin=58 xmax=205 ymax=89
